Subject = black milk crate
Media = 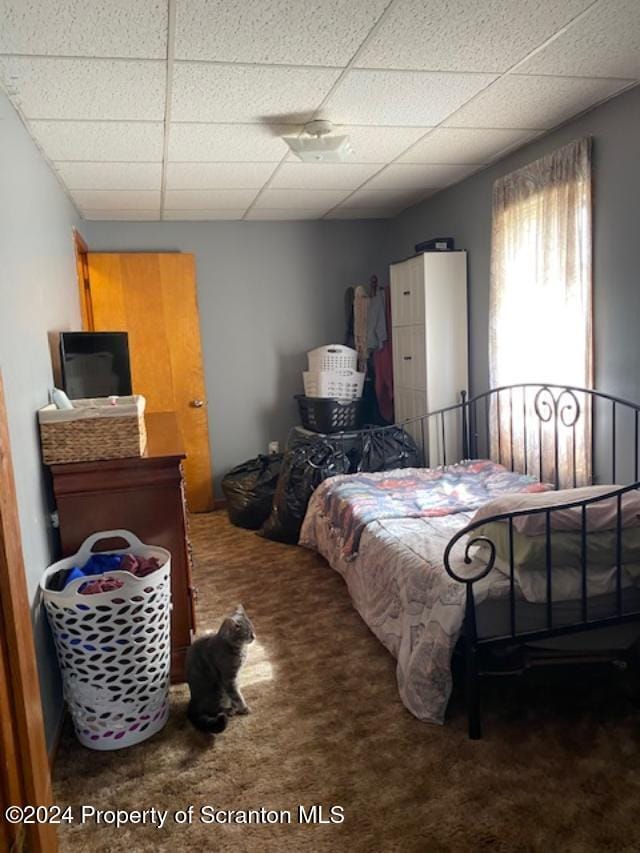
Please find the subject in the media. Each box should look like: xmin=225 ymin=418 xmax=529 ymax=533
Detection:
xmin=295 ymin=395 xmax=364 ymax=434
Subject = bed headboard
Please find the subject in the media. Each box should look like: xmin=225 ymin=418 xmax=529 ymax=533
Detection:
xmin=364 ymin=384 xmax=640 ymax=489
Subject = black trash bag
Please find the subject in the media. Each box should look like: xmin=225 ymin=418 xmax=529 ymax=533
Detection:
xmin=260 ymin=439 xmax=349 ymax=544
xmin=288 ymin=428 xmax=361 ymax=474
xmin=222 ymin=453 xmax=284 ymax=529
xmin=356 ymin=425 xmax=422 ymax=472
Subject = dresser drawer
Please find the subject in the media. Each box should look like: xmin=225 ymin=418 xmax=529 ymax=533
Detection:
xmin=393 ymin=325 xmax=426 ymax=391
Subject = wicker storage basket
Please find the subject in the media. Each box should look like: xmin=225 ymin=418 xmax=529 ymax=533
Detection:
xmin=39 ymin=396 xmax=147 ymax=465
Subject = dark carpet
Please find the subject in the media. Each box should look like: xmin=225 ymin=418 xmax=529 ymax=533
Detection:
xmin=54 ymin=511 xmax=640 ymax=852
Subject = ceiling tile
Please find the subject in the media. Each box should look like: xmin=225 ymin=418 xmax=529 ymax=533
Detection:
xmin=339 ymin=188 xmax=432 ymax=209
xmin=365 ymin=163 xmax=479 ymax=191
xmin=270 ymin=162 xmax=381 ymax=190
xmin=164 ymin=189 xmax=259 ymax=209
xmin=0 ymin=0 xmax=167 ymax=59
xmin=168 ymin=123 xmax=292 ymax=162
xmin=163 ymin=210 xmax=246 ymax=220
xmin=398 ymin=127 xmax=537 ymax=164
xmin=174 ymin=0 xmax=388 ymax=66
xmin=252 ymin=188 xmax=351 ymax=209
xmin=82 ymin=210 xmax=161 ymax=220
xmin=325 ymin=208 xmax=395 ymax=219
xmin=245 ymin=209 xmax=323 ymax=220
xmin=166 ymin=162 xmax=277 ymax=189
xmin=72 ymin=189 xmax=161 ymax=210
xmin=326 ymin=69 xmax=497 ymax=126
xmin=28 ymin=120 xmax=164 ymax=161
xmin=0 ymin=57 xmax=166 ymax=120
xmin=171 ymin=63 xmax=340 ymax=123
xmin=355 ymin=0 xmax=592 ymax=72
xmin=55 ymin=161 xmax=162 ymax=190
xmin=341 ymin=125 xmax=431 ymax=162
xmin=517 ymin=0 xmax=640 ymax=79
xmin=445 ymin=74 xmax=632 ymax=129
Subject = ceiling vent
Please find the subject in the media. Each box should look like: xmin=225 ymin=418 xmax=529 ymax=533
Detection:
xmin=283 ymin=120 xmax=354 ymax=163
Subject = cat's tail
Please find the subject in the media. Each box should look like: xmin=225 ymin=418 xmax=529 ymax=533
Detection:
xmin=187 ymin=702 xmax=228 ymax=734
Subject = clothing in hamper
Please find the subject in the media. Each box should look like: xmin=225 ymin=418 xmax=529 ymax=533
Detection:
xmin=47 ymin=551 xmax=161 ymax=593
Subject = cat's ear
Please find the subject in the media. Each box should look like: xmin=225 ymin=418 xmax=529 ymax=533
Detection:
xmin=235 ymin=604 xmax=246 ymax=615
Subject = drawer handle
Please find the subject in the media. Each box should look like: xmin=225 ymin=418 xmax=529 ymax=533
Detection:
xmin=402 ymin=290 xmax=411 ymax=295
xmin=403 ymin=356 xmax=412 ymax=361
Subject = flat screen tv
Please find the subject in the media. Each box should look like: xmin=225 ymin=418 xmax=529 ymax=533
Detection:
xmin=60 ymin=332 xmax=132 ymax=399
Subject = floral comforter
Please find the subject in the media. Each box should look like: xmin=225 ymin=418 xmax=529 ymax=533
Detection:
xmin=299 ymin=460 xmax=551 ymax=725
xmin=311 ymin=459 xmax=550 ymax=559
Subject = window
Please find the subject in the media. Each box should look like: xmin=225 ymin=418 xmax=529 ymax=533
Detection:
xmin=490 ymin=138 xmax=593 ymax=485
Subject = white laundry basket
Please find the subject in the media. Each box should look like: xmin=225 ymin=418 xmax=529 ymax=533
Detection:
xmin=307 ymin=345 xmax=357 ymax=372
xmin=41 ymin=530 xmax=171 ymax=751
xmin=303 ymin=368 xmax=365 ymax=399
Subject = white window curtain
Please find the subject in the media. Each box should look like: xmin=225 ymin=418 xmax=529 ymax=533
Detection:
xmin=489 ymin=137 xmax=593 ymax=486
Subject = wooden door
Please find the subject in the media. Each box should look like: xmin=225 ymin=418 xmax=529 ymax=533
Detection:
xmin=85 ymin=253 xmax=214 ymax=512
xmin=0 ymin=372 xmax=58 ymax=853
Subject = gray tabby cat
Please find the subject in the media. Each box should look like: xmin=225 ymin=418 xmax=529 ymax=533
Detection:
xmin=185 ymin=604 xmax=255 ymax=734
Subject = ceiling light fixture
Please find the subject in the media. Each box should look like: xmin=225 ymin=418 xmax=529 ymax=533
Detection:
xmin=283 ymin=119 xmax=355 ymax=163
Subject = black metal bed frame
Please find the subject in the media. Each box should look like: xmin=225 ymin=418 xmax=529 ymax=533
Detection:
xmin=346 ymin=383 xmax=640 ymax=738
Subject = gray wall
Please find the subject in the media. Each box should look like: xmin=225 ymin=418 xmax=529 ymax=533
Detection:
xmin=0 ymin=90 xmax=81 ymax=747
xmin=83 ymin=219 xmax=387 ymax=494
xmin=388 ymin=84 xmax=640 ymax=403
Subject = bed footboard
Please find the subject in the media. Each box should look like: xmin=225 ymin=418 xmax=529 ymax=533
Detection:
xmin=443 ymin=483 xmax=640 ymax=739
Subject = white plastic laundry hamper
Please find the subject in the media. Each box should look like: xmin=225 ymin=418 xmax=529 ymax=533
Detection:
xmin=307 ymin=344 xmax=357 ymax=373
xmin=302 ymin=368 xmax=365 ymax=399
xmin=41 ymin=530 xmax=171 ymax=751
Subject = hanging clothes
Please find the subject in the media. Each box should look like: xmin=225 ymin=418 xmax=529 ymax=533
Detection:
xmin=366 ymin=286 xmax=387 ymax=352
xmin=344 ymin=286 xmax=355 ymax=348
xmin=373 ymin=286 xmax=394 ymax=422
xmin=353 ymin=275 xmax=388 ymax=373
xmin=354 ymin=285 xmax=369 ymax=372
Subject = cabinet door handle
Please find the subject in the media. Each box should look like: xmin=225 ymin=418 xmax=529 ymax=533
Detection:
xmin=190 ymin=399 xmax=205 ymax=408
xmin=403 ymin=356 xmax=412 ymax=361
xmin=402 ymin=290 xmax=411 ymax=296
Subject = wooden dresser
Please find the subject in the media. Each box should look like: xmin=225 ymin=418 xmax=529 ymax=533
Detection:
xmin=49 ymin=412 xmax=195 ymax=681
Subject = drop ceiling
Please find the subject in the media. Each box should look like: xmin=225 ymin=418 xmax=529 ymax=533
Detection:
xmin=0 ymin=0 xmax=638 ymax=222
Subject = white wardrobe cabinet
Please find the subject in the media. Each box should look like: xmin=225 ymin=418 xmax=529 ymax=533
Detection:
xmin=390 ymin=251 xmax=468 ymax=465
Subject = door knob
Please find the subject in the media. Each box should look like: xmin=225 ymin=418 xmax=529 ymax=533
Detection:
xmin=190 ymin=399 xmax=205 ymax=408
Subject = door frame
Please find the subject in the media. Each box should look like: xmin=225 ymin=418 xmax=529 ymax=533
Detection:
xmin=0 ymin=370 xmax=58 ymax=852
xmin=73 ymin=227 xmax=93 ymax=330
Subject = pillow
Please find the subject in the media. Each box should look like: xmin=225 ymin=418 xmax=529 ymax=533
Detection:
xmin=470 ymin=485 xmax=640 ymax=535
xmin=474 ymin=521 xmax=640 ymax=572
xmin=473 ymin=542 xmax=637 ymax=603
